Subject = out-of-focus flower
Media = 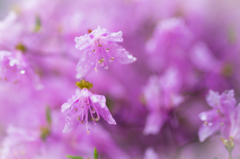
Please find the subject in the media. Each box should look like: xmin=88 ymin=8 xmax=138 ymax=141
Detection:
xmin=146 ymin=18 xmax=192 ymax=63
xmin=190 ymin=42 xmax=219 ymax=72
xmin=0 ymin=12 xmax=23 ymax=47
xmin=0 ymin=126 xmax=41 ymax=159
xmin=62 ymin=80 xmax=116 ymax=134
xmin=0 ymin=49 xmax=43 ymax=89
xmin=143 ymin=148 xmax=159 ymax=159
xmin=198 ymin=89 xmax=237 ymax=142
xmin=143 ymin=67 xmax=183 ymax=135
xmin=0 ymin=50 xmax=27 ymax=83
xmin=74 ymin=26 xmax=136 ymax=78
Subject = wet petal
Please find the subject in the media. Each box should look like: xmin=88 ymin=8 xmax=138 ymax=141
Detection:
xmin=76 ymin=50 xmax=97 ymax=79
xmin=107 ymin=31 xmax=123 ymax=42
xmin=198 ymin=121 xmax=221 ymax=142
xmin=62 ymin=118 xmax=78 ymax=133
xmin=199 ymin=109 xmax=219 ymax=121
xmin=111 ymin=44 xmax=136 ymax=64
xmin=90 ymin=95 xmax=116 ymax=125
xmin=61 ymin=93 xmax=79 ymax=112
xmin=75 ymin=34 xmax=91 ymax=50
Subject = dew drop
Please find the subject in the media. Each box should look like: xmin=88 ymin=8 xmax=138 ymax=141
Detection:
xmin=20 ymin=70 xmax=25 ymax=74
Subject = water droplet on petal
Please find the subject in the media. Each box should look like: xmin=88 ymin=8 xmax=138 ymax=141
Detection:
xmin=20 ymin=70 xmax=25 ymax=74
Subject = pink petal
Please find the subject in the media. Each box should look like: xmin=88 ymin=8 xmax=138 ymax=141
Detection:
xmin=76 ymin=50 xmax=97 ymax=79
xmin=90 ymin=95 xmax=116 ymax=125
xmin=111 ymin=44 xmax=136 ymax=64
xmin=199 ymin=109 xmax=219 ymax=121
xmin=206 ymin=90 xmax=221 ymax=108
xmin=198 ymin=121 xmax=221 ymax=142
xmin=220 ymin=89 xmax=236 ymax=110
xmin=74 ymin=34 xmax=91 ymax=50
xmin=107 ymin=31 xmax=123 ymax=42
xmin=62 ymin=115 xmax=79 ymax=133
xmin=143 ymin=111 xmax=167 ymax=135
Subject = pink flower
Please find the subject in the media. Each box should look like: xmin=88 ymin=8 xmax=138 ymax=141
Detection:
xmin=144 ymin=148 xmax=159 ymax=159
xmin=146 ymin=18 xmax=192 ymax=54
xmin=143 ymin=67 xmax=183 ymax=135
xmin=198 ymin=90 xmax=236 ymax=142
xmin=0 ymin=126 xmax=41 ymax=159
xmin=61 ymin=80 xmax=116 ymax=134
xmin=0 ymin=50 xmax=27 ymax=82
xmin=74 ymin=26 xmax=136 ymax=78
xmin=0 ymin=50 xmax=43 ymax=89
xmin=0 ymin=12 xmax=23 ymax=48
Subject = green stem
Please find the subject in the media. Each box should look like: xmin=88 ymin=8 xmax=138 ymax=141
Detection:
xmin=229 ymin=150 xmax=232 ymax=159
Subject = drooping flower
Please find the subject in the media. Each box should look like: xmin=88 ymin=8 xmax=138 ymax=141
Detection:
xmin=61 ymin=80 xmax=116 ymax=134
xmin=198 ymin=89 xmax=236 ymax=142
xmin=74 ymin=26 xmax=136 ymax=78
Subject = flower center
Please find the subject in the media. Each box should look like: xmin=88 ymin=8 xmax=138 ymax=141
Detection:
xmin=76 ymin=80 xmax=93 ymax=89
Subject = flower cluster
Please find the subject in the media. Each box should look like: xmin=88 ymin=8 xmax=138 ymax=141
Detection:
xmin=0 ymin=0 xmax=240 ymax=159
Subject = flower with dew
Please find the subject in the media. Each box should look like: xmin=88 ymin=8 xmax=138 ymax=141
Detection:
xmin=0 ymin=50 xmax=27 ymax=83
xmin=61 ymin=80 xmax=116 ymax=134
xmin=74 ymin=26 xmax=136 ymax=78
xmin=198 ymin=89 xmax=237 ymax=142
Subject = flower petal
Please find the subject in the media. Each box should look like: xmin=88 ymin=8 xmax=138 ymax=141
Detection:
xmin=111 ymin=44 xmax=136 ymax=64
xmin=199 ymin=109 xmax=219 ymax=121
xmin=220 ymin=89 xmax=236 ymax=110
xmin=144 ymin=148 xmax=159 ymax=159
xmin=62 ymin=121 xmax=78 ymax=133
xmin=90 ymin=95 xmax=116 ymax=125
xmin=107 ymin=31 xmax=123 ymax=42
xmin=76 ymin=50 xmax=97 ymax=79
xmin=75 ymin=34 xmax=91 ymax=50
xmin=198 ymin=121 xmax=221 ymax=142
xmin=62 ymin=115 xmax=79 ymax=133
xmin=206 ymin=90 xmax=221 ymax=108
xmin=61 ymin=93 xmax=79 ymax=112
xmin=143 ymin=111 xmax=167 ymax=135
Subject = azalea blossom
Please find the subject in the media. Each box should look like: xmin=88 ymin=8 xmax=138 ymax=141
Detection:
xmin=0 ymin=0 xmax=240 ymax=158
xmin=74 ymin=26 xmax=136 ymax=78
xmin=0 ymin=50 xmax=27 ymax=83
xmin=198 ymin=90 xmax=236 ymax=142
xmin=61 ymin=80 xmax=116 ymax=134
xmin=0 ymin=126 xmax=41 ymax=159
xmin=0 ymin=11 xmax=23 ymax=48
xmin=143 ymin=67 xmax=183 ymax=135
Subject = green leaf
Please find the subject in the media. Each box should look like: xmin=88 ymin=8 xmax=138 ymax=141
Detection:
xmin=46 ymin=106 xmax=51 ymax=124
xmin=34 ymin=15 xmax=41 ymax=32
xmin=94 ymin=147 xmax=99 ymax=159
xmin=66 ymin=155 xmax=84 ymax=159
